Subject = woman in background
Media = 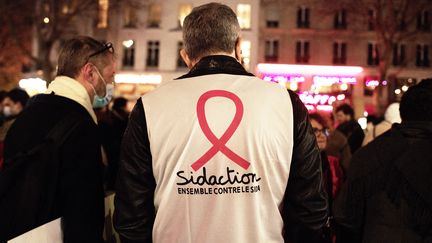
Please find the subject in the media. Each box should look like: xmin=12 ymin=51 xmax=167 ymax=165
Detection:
xmin=309 ymin=112 xmax=345 ymax=243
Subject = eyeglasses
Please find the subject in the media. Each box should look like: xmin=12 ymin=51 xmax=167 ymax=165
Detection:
xmin=312 ymin=128 xmax=329 ymax=136
xmin=87 ymin=42 xmax=114 ymax=61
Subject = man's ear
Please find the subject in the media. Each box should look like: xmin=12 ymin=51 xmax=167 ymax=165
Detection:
xmin=80 ymin=63 xmax=96 ymax=84
xmin=235 ymin=37 xmax=242 ymax=63
xmin=180 ymin=49 xmax=193 ymax=69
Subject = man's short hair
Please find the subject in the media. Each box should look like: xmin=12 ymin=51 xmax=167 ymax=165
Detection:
xmin=57 ymin=36 xmax=114 ymax=78
xmin=400 ymin=78 xmax=432 ymax=122
xmin=5 ymin=88 xmax=29 ymax=107
xmin=335 ymin=103 xmax=355 ymax=118
xmin=182 ymin=2 xmax=240 ymax=61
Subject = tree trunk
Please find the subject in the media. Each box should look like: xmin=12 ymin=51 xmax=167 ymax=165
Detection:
xmin=38 ymin=40 xmax=55 ymax=84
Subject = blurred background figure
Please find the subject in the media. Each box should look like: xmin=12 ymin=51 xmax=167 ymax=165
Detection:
xmin=309 ymin=112 xmax=345 ymax=243
xmin=325 ymin=126 xmax=351 ymax=175
xmin=362 ymin=102 xmax=401 ymax=146
xmin=334 ymin=104 xmax=364 ymax=154
xmin=0 ymin=88 xmax=29 ymax=168
xmin=0 ymin=91 xmax=7 ymax=127
xmin=334 ymin=78 xmax=432 ymax=243
xmin=0 ymin=88 xmax=29 ymax=140
xmin=98 ymin=97 xmax=129 ymax=191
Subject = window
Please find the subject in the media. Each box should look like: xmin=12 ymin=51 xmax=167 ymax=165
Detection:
xmin=392 ymin=44 xmax=406 ymax=66
xmin=178 ymin=4 xmax=192 ymax=28
xmin=122 ymin=40 xmax=135 ymax=68
xmin=334 ymin=9 xmax=346 ymax=29
xmin=398 ymin=19 xmax=407 ymax=31
xmin=146 ymin=41 xmax=159 ymax=68
xmin=266 ymin=21 xmax=279 ymax=28
xmin=368 ymin=9 xmax=375 ymax=30
xmin=333 ymin=42 xmax=346 ymax=64
xmin=297 ymin=6 xmax=310 ymax=28
xmin=123 ymin=5 xmax=138 ymax=28
xmin=416 ymin=44 xmax=430 ymax=67
xmin=296 ymin=41 xmax=309 ymax=63
xmin=237 ymin=4 xmax=251 ymax=29
xmin=265 ymin=40 xmax=279 ymax=62
xmin=177 ymin=42 xmax=187 ymax=68
xmin=417 ymin=10 xmax=431 ymax=31
xmin=97 ymin=0 xmax=109 ymax=28
xmin=266 ymin=7 xmax=279 ymax=28
xmin=240 ymin=40 xmax=251 ymax=70
xmin=394 ymin=10 xmax=407 ymax=31
xmin=148 ymin=3 xmax=161 ymax=28
xmin=367 ymin=43 xmax=379 ymax=66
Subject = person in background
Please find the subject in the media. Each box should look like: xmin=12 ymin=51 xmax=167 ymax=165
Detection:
xmin=0 ymin=88 xmax=29 ymax=169
xmin=325 ymin=112 xmax=352 ymax=175
xmin=0 ymin=88 xmax=29 ymax=141
xmin=362 ymin=102 xmax=401 ymax=146
xmin=310 ymin=112 xmax=345 ymax=243
xmin=334 ymin=78 xmax=432 ymax=243
xmin=0 ymin=91 xmax=7 ymax=127
xmin=334 ymin=103 xmax=364 ymax=154
xmin=99 ymin=97 xmax=129 ymax=191
xmin=114 ymin=3 xmax=328 ymax=243
xmin=1 ymin=36 xmax=115 ymax=242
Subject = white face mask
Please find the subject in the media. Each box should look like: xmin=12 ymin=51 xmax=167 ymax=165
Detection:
xmin=3 ymin=106 xmax=12 ymax=117
xmin=90 ymin=66 xmax=113 ymax=108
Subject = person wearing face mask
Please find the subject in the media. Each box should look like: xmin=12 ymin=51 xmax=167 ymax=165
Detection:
xmin=0 ymin=88 xmax=29 ymax=169
xmin=0 ymin=88 xmax=29 ymax=140
xmin=1 ymin=36 xmax=115 ymax=242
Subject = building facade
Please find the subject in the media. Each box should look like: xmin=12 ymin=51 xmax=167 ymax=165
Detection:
xmin=258 ymin=0 xmax=432 ymax=117
xmin=21 ymin=0 xmax=431 ymax=118
xmin=106 ymin=0 xmax=259 ymax=101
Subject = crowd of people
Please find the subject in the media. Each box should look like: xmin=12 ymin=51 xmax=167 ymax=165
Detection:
xmin=0 ymin=2 xmax=431 ymax=243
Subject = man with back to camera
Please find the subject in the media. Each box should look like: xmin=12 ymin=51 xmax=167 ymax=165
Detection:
xmin=1 ymin=36 xmax=115 ymax=242
xmin=334 ymin=103 xmax=365 ymax=154
xmin=334 ymin=79 xmax=432 ymax=242
xmin=114 ymin=3 xmax=328 ymax=243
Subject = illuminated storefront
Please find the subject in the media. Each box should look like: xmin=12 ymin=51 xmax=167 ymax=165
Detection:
xmin=256 ymin=63 xmax=364 ymax=112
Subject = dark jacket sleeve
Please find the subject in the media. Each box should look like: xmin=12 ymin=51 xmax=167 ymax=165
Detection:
xmin=113 ymin=98 xmax=155 ymax=243
xmin=60 ymin=120 xmax=105 ymax=243
xmin=282 ymin=90 xmax=329 ymax=243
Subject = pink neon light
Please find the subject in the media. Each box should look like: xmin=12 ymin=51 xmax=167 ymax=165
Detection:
xmin=316 ymin=105 xmax=334 ymax=111
xmin=313 ymin=76 xmax=357 ymax=85
xmin=299 ymin=93 xmax=340 ymax=106
xmin=365 ymin=80 xmax=379 ymax=87
xmin=337 ymin=94 xmax=346 ymax=100
xmin=300 ymin=92 xmax=346 ymax=112
xmin=305 ymin=105 xmax=315 ymax=111
xmin=305 ymin=104 xmax=334 ymax=112
xmin=257 ymin=63 xmax=363 ymax=76
xmin=263 ymin=75 xmax=305 ymax=83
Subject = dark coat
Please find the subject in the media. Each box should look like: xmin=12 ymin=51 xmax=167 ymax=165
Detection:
xmin=334 ymin=121 xmax=432 ymax=243
xmin=3 ymin=93 xmax=104 ymax=243
xmin=336 ymin=120 xmax=364 ymax=154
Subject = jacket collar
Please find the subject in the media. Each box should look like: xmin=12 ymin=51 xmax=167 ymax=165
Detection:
xmin=395 ymin=121 xmax=432 ymax=140
xmin=176 ymin=55 xmax=254 ymax=79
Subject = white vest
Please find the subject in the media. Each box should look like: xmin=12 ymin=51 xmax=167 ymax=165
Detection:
xmin=142 ymin=74 xmax=294 ymax=243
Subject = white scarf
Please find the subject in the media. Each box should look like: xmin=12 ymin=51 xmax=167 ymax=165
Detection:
xmin=46 ymin=76 xmax=97 ymax=124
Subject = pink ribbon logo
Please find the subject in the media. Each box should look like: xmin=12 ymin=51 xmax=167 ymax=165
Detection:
xmin=191 ymin=90 xmax=250 ymax=171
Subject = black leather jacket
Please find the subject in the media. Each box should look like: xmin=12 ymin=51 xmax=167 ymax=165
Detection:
xmin=113 ymin=55 xmax=328 ymax=243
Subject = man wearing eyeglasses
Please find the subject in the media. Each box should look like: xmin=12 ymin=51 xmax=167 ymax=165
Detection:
xmin=1 ymin=36 xmax=115 ymax=242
